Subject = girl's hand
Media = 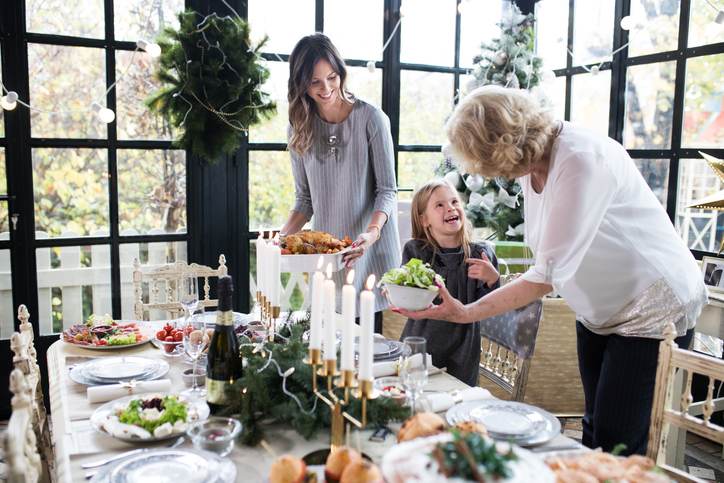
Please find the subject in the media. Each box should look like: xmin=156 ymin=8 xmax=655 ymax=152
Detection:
xmin=343 ymin=229 xmax=379 ymax=268
xmin=466 ymin=253 xmax=499 ymax=287
xmin=392 ymin=282 xmax=468 ymax=322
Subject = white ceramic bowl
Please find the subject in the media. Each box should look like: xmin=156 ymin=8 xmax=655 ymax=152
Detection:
xmin=384 ymin=283 xmax=438 ymax=311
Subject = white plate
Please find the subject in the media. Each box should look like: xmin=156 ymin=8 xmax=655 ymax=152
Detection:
xmin=84 ymin=357 xmax=161 ymax=381
xmin=90 ymin=393 xmax=209 ymax=443
xmin=70 ymin=359 xmax=169 ymax=386
xmin=62 ymin=337 xmax=151 ymax=351
xmin=381 ymin=433 xmax=555 ymax=483
xmin=280 ymin=248 xmax=350 ymax=273
xmin=89 ymin=449 xmax=236 ymax=483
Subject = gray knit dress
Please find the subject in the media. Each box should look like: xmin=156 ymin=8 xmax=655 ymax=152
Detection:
xmin=400 ymin=239 xmax=500 ymax=386
xmin=289 ymin=99 xmax=401 ymax=314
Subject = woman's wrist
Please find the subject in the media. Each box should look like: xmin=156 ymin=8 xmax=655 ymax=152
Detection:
xmin=366 ymin=224 xmax=382 ymax=241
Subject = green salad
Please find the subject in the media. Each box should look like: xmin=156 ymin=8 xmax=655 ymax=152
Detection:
xmin=117 ymin=395 xmax=188 ymax=433
xmin=380 ymin=258 xmax=444 ymax=290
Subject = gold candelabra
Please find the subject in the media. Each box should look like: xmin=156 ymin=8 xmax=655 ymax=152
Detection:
xmin=304 ymin=348 xmax=377 ymax=449
xmin=255 ymin=291 xmax=280 ymax=342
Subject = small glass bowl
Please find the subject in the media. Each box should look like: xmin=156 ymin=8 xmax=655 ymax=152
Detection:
xmin=187 ymin=417 xmax=242 ymax=457
xmin=182 ymin=367 xmax=206 ymax=387
xmin=374 ymin=376 xmax=407 ymax=404
xmin=154 ymin=337 xmax=183 ymax=357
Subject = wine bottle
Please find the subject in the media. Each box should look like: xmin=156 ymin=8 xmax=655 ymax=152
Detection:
xmin=206 ymin=275 xmax=242 ymax=413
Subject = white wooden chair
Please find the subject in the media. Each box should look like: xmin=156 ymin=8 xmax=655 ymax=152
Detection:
xmin=647 ymin=322 xmax=724 ymax=482
xmin=132 ymin=255 xmax=228 ymax=320
xmin=3 ymin=368 xmax=42 ymax=483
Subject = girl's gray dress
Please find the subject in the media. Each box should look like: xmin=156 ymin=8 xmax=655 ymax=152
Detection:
xmin=400 ymin=239 xmax=500 ymax=386
xmin=289 ymin=99 xmax=401 ymax=314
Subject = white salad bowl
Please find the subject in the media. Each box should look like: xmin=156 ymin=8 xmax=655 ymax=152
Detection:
xmin=384 ymin=283 xmax=439 ymax=311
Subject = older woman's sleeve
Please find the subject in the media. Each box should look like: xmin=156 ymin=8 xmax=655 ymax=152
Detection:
xmin=521 ymin=152 xmax=618 ymax=290
xmin=366 ymin=109 xmax=397 ymax=219
xmin=290 ymin=148 xmax=314 ymax=219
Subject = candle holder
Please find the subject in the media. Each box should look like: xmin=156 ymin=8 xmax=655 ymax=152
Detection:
xmin=269 ymin=306 xmax=281 ymax=342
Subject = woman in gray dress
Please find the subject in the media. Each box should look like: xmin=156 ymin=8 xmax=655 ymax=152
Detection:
xmin=280 ymin=34 xmax=400 ymax=330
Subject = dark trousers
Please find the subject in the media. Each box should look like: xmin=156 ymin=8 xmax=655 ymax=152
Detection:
xmin=355 ymin=311 xmax=384 ymax=334
xmin=576 ymin=322 xmax=694 ymax=455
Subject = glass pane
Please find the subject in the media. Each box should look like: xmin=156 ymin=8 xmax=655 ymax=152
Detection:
xmin=399 ymin=70 xmax=454 ymax=145
xmin=628 ymin=0 xmax=679 ymax=57
xmin=36 ymin=244 xmax=111 ymax=335
xmin=688 ymin=0 xmax=724 ymax=48
xmin=398 ymin=152 xmax=440 ymax=191
xmin=0 ymin=149 xmax=6 ymax=233
xmin=572 ymin=0 xmax=614 ymax=66
xmin=542 ymin=75 xmax=566 ymax=121
xmin=347 ymin=66 xmax=382 ymax=109
xmin=0 ymin=148 xmax=6 ymax=194
xmin=535 ymin=0 xmax=568 ymax=70
xmin=633 ymin=159 xmax=669 ymax=206
xmin=28 ymin=44 xmax=106 ymax=139
xmin=249 ymin=0 xmax=315 ymax=55
xmin=33 ymin=148 xmax=109 ymax=238
xmin=117 ymin=150 xmax=186 ymax=235
xmin=0 ymin=247 xmax=13 ymax=339
xmin=570 ymin=70 xmax=610 ymax=138
xmin=116 ymin=50 xmax=173 ymax=140
xmin=459 ymin=73 xmax=476 ymax=99
xmin=0 ymin=50 xmax=4 ymax=138
xmin=459 ymin=0 xmax=502 ymax=68
xmin=682 ymin=54 xmax=724 ymax=148
xmin=623 ymin=61 xmax=676 ymax=149
xmin=401 ymin=0 xmax=456 ymax=66
xmin=675 ymin=158 xmax=724 ymax=252
xmin=26 ymin=0 xmax=104 ymax=38
xmin=249 ymin=151 xmax=296 ymax=231
xmin=119 ymin=241 xmax=187 ymax=319
xmin=114 ymin=0 xmax=183 ymax=42
xmin=249 ymin=61 xmax=288 ymax=143
xmin=0 ymin=201 xmax=7 ymax=233
xmin=324 ymin=0 xmax=383 ymax=61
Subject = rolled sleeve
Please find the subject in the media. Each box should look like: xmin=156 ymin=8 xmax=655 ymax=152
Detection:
xmin=290 ymin=148 xmax=314 ymax=219
xmin=366 ymin=109 xmax=397 ymax=219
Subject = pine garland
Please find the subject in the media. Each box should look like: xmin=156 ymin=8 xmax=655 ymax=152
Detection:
xmin=147 ymin=10 xmax=276 ymax=161
xmin=223 ymin=316 xmax=408 ymax=446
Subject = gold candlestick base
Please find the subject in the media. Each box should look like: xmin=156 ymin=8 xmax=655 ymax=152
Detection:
xmin=318 ymin=359 xmax=338 ymax=378
xmin=335 ymin=369 xmax=358 ymax=389
xmin=304 ymin=348 xmax=322 ymax=366
xmin=356 ymin=379 xmax=379 ymax=400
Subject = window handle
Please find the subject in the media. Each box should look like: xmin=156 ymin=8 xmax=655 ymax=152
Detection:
xmin=10 ymin=213 xmax=19 ymax=231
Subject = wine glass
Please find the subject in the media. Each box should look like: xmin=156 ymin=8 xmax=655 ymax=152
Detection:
xmin=399 ymin=336 xmax=428 ymax=414
xmin=178 ymin=274 xmax=199 ymax=327
xmin=182 ymin=316 xmax=209 ymax=399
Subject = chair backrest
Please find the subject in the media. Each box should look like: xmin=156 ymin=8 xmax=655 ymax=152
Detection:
xmin=133 ymin=255 xmax=227 ymax=320
xmin=647 ymin=322 xmax=724 ymax=469
xmin=4 ymin=368 xmax=42 ymax=483
xmin=478 ymin=299 xmax=543 ymax=401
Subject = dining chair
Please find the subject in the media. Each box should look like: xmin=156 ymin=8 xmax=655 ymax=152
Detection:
xmin=647 ymin=322 xmax=724 ymax=482
xmin=4 ymin=368 xmax=43 ymax=483
xmin=478 ymin=299 xmax=543 ymax=401
xmin=132 ymin=254 xmax=227 ymax=320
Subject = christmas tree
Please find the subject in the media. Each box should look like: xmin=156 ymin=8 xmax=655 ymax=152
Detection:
xmin=441 ymin=4 xmax=544 ymax=242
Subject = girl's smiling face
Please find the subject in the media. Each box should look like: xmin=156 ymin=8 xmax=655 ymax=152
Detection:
xmin=423 ymin=184 xmax=464 ymax=239
xmin=306 ymin=59 xmax=341 ymax=107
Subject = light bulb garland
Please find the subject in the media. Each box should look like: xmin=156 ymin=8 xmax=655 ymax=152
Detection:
xmin=363 ymin=8 xmax=403 ymax=75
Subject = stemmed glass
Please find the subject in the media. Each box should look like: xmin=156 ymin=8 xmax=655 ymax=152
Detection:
xmin=400 ymin=336 xmax=428 ymax=414
xmin=178 ymin=274 xmax=199 ymax=327
xmin=182 ymin=317 xmax=209 ymax=399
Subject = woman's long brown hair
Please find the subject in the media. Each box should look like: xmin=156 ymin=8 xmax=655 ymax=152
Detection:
xmin=287 ymin=33 xmax=354 ymax=155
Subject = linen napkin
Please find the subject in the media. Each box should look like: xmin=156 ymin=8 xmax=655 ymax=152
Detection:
xmin=87 ymin=379 xmax=172 ymax=403
xmin=372 ymin=353 xmax=433 ymax=378
xmin=426 ymin=387 xmax=492 ymax=413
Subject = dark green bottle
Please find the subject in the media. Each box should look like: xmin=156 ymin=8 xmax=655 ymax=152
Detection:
xmin=206 ymin=275 xmax=242 ymax=413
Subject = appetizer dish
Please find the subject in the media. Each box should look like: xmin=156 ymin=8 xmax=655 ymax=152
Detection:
xmin=62 ymin=314 xmax=147 ymax=348
xmin=546 ymin=452 xmax=672 ymax=482
xmin=280 ymin=230 xmax=352 ymax=255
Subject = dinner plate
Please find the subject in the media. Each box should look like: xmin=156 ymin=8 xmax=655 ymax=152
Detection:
xmin=83 ymin=357 xmax=161 ymax=382
xmin=70 ymin=359 xmax=169 ymax=386
xmin=446 ymin=400 xmax=561 ymax=447
xmin=90 ymin=393 xmax=210 ymax=443
xmin=89 ymin=449 xmax=236 ymax=483
xmin=62 ymin=337 xmax=150 ymax=351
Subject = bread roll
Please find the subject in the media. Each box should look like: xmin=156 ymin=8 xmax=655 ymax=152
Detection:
xmin=397 ymin=412 xmax=446 ymax=442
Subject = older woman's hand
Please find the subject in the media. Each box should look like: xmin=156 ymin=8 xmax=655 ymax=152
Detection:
xmin=392 ymin=283 xmax=470 ymax=322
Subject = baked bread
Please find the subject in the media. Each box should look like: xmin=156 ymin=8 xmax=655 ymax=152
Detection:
xmin=269 ymin=454 xmax=307 ymax=483
xmin=397 ymin=412 xmax=446 ymax=442
xmin=325 ymin=446 xmax=362 ymax=482
xmin=339 ymin=460 xmax=383 ymax=483
xmin=454 ymin=420 xmax=488 ymax=436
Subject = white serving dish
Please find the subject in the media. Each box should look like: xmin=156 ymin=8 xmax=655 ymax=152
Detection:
xmin=384 ymin=283 xmax=438 ymax=311
xmin=279 ymin=248 xmax=350 ymax=273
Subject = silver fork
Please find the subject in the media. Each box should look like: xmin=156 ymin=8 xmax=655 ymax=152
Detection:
xmin=83 ymin=436 xmax=184 ymax=478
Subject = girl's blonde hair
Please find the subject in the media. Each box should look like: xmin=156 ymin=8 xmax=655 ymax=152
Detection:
xmin=287 ymin=34 xmax=354 ymax=155
xmin=411 ymin=179 xmax=473 ymax=259
xmin=445 ymin=85 xmax=557 ymax=179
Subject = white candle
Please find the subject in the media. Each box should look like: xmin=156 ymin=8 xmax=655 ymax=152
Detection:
xmin=256 ymin=232 xmax=264 ymax=296
xmin=309 ymin=257 xmax=324 ymax=350
xmin=341 ymin=270 xmax=356 ymax=371
xmin=358 ymin=275 xmax=375 ymax=380
xmin=323 ymin=264 xmax=337 ymax=361
xmin=270 ymin=235 xmax=281 ymax=306
xmin=259 ymin=232 xmax=267 ymax=298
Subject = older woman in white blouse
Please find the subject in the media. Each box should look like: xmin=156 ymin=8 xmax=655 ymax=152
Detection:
xmin=397 ymin=86 xmax=708 ymax=455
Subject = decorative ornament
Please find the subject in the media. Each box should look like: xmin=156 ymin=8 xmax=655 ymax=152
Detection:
xmin=444 ymin=170 xmax=463 ymax=190
xmin=717 ymin=10 xmax=724 ymax=24
xmin=493 ymin=50 xmax=508 ymax=66
xmin=590 ymin=65 xmax=600 ymax=76
xmin=147 ymin=10 xmax=276 ymax=161
xmin=464 ymin=174 xmax=485 ymax=193
xmin=1 ymin=91 xmax=18 ymax=111
xmin=506 ymin=72 xmax=520 ymax=88
xmin=506 ymin=223 xmax=525 ymax=238
xmin=498 ymin=187 xmax=519 ymax=209
xmin=688 ymin=152 xmax=724 ymax=254
xmin=366 ymin=60 xmax=376 ymax=73
xmin=479 ymin=192 xmax=497 ymax=212
xmin=91 ymin=102 xmax=115 ymax=124
xmin=136 ymin=39 xmax=162 ymax=58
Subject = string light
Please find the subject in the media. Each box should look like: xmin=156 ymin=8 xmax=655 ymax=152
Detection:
xmin=1 ymin=91 xmax=17 ymax=111
xmin=137 ymin=39 xmax=162 ymax=58
xmin=91 ymin=102 xmax=115 ymax=123
xmin=363 ymin=10 xmax=402 ymax=75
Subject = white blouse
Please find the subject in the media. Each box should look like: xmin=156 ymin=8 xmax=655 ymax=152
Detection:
xmin=519 ymin=122 xmax=706 ymax=333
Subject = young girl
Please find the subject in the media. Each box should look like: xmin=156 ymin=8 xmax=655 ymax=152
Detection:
xmin=399 ymin=179 xmax=500 ymax=386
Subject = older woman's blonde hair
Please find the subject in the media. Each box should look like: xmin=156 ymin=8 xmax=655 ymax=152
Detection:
xmin=445 ymin=85 xmax=558 ymax=179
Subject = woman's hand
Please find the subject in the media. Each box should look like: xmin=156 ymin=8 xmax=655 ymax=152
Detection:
xmin=466 ymin=253 xmax=500 ymax=287
xmin=392 ymin=283 xmax=470 ymax=323
xmin=343 ymin=228 xmax=379 ymax=268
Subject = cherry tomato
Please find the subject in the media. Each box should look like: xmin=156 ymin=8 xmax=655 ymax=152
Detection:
xmin=164 ymin=335 xmax=174 ymax=342
xmin=173 ymin=332 xmax=183 ymax=342
xmin=135 ymin=334 xmax=143 ymax=342
xmin=156 ymin=330 xmax=167 ymax=340
xmin=97 ymin=339 xmax=108 ymax=346
xmin=164 ymin=324 xmax=174 ymax=333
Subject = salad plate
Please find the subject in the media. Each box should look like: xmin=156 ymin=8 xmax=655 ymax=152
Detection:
xmin=70 ymin=358 xmax=169 ymax=386
xmin=91 ymin=393 xmax=209 ymax=442
xmin=89 ymin=448 xmax=236 ymax=483
xmin=83 ymin=357 xmax=161 ymax=382
xmin=62 ymin=315 xmax=150 ymax=350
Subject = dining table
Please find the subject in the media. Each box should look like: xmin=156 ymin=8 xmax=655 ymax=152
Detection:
xmin=47 ymin=315 xmax=583 ymax=482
